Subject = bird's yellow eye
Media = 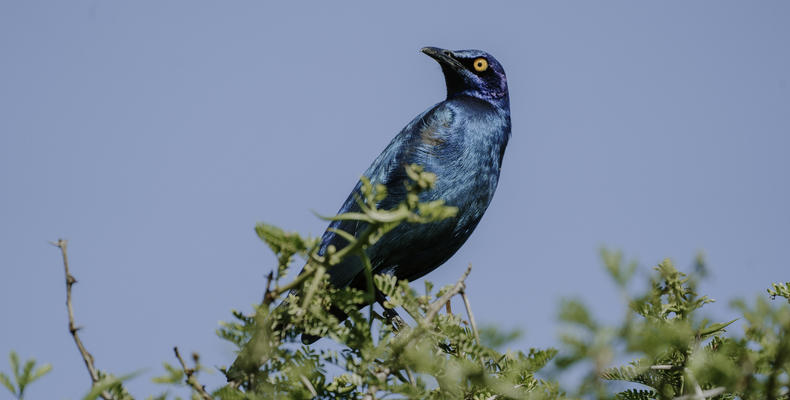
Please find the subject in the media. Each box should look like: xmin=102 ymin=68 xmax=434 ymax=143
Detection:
xmin=473 ymin=57 xmax=488 ymax=72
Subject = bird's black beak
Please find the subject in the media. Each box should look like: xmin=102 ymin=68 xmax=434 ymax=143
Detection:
xmin=421 ymin=47 xmax=464 ymax=71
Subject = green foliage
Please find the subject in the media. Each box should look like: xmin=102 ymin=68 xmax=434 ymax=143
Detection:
xmin=768 ymin=282 xmax=790 ymax=304
xmin=16 ymin=164 xmax=790 ymax=399
xmin=170 ymin=166 xmax=788 ymax=400
xmin=0 ymin=351 xmax=51 ymax=400
xmin=557 ymin=250 xmax=790 ymax=399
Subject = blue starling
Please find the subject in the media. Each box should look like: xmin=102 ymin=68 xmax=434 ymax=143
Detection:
xmin=301 ymin=47 xmax=510 ymax=343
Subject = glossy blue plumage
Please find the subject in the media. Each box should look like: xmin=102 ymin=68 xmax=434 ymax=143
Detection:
xmin=302 ymin=47 xmax=510 ymax=341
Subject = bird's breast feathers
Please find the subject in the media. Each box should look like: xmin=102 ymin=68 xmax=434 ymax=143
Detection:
xmin=408 ymin=97 xmax=509 ymax=199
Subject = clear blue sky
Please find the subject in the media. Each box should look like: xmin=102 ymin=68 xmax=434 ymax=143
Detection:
xmin=1 ymin=1 xmax=788 ymax=398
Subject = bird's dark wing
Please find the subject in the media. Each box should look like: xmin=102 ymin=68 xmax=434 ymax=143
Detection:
xmin=364 ymin=96 xmax=508 ymax=282
xmin=314 ymin=104 xmax=458 ymax=288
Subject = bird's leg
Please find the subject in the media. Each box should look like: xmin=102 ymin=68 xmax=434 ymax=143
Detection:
xmin=376 ymin=290 xmax=406 ymax=332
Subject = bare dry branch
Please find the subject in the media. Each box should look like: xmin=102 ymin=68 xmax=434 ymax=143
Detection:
xmin=174 ymin=347 xmax=213 ymax=400
xmin=51 ymin=239 xmax=115 ymax=400
xmin=261 ymin=271 xmax=274 ymax=303
xmin=425 ymin=264 xmax=472 ymax=322
xmin=299 ymin=374 xmax=318 ymax=398
xmin=461 ymin=289 xmax=481 ymax=344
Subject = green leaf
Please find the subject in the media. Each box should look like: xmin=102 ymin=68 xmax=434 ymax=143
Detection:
xmin=558 ymin=299 xmax=597 ymax=330
xmin=19 ymin=359 xmax=34 ymax=390
xmin=30 ymin=364 xmax=52 ymax=382
xmin=152 ymin=362 xmax=184 ymax=384
xmin=0 ymin=372 xmax=16 ymax=396
xmin=601 ymin=248 xmax=637 ymax=288
xmin=1 ymin=352 xmax=51 ymax=399
xmin=9 ymin=352 xmax=19 ymax=385
xmin=697 ymin=318 xmax=737 ymax=337
xmin=255 ymin=223 xmax=311 ymax=255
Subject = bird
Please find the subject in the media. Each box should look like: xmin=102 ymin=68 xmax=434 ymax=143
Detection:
xmin=296 ymin=47 xmax=510 ymax=343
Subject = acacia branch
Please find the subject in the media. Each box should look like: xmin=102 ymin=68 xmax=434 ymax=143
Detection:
xmin=299 ymin=375 xmax=318 ymax=398
xmin=260 ymin=271 xmax=273 ymax=303
xmin=389 ymin=264 xmax=474 ymax=361
xmin=51 ymin=239 xmax=115 ymax=400
xmin=425 ymin=264 xmax=472 ymax=322
xmin=174 ymin=347 xmax=213 ymax=400
xmin=265 ymin=264 xmax=319 ymax=304
xmin=461 ymin=289 xmax=481 ymax=344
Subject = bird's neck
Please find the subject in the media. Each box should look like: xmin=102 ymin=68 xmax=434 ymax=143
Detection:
xmin=447 ymin=92 xmax=510 ymax=113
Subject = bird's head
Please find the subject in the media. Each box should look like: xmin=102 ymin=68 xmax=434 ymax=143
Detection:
xmin=421 ymin=47 xmax=508 ymax=103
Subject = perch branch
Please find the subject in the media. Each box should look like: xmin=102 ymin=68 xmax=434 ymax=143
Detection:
xmin=460 ymin=289 xmax=481 ymax=344
xmin=425 ymin=264 xmax=472 ymax=322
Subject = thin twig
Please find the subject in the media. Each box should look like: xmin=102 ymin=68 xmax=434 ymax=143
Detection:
xmin=672 ymin=387 xmax=725 ymax=400
xmin=688 ymin=367 xmax=705 ymax=398
xmin=300 ymin=267 xmax=325 ymax=311
xmin=299 ymin=375 xmax=318 ymax=398
xmin=261 ymin=271 xmax=274 ymax=303
xmin=460 ymin=288 xmax=481 ymax=344
xmin=405 ymin=367 xmax=415 ymax=387
xmin=388 ymin=265 xmax=473 ymax=367
xmin=266 ymin=265 xmax=319 ymax=304
xmin=174 ymin=347 xmax=213 ymax=400
xmin=425 ymin=264 xmax=472 ymax=322
xmin=51 ymin=239 xmax=115 ymax=400
xmin=673 ymin=368 xmax=725 ymax=399
xmin=650 ymin=364 xmax=674 ymax=370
